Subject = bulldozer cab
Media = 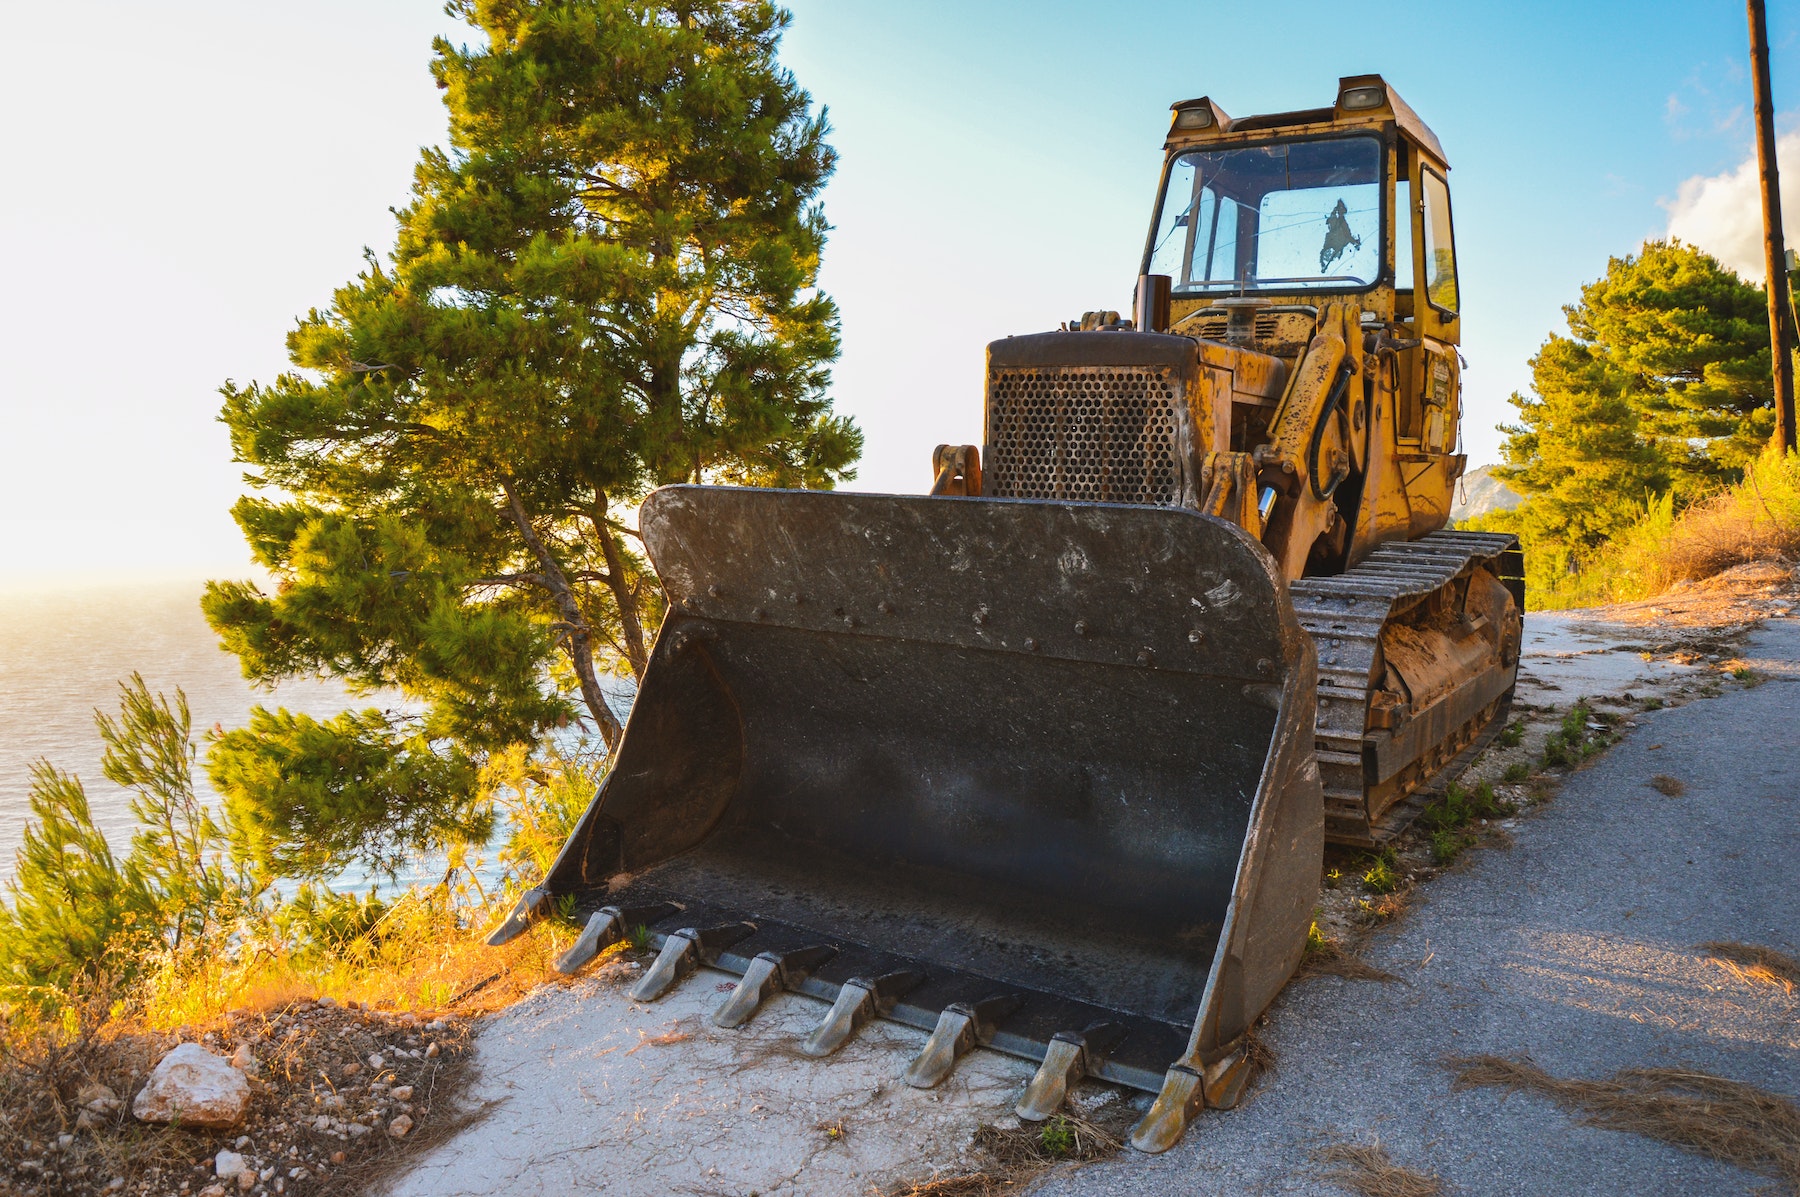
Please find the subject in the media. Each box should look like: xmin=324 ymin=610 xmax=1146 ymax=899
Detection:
xmin=1149 ymin=74 xmax=1460 ymax=344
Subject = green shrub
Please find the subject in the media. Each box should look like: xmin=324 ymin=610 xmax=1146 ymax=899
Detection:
xmin=1361 ymin=848 xmax=1401 ymax=894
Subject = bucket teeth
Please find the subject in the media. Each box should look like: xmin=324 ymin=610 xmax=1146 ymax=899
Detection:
xmin=800 ymin=970 xmax=925 ymax=1057
xmin=555 ymin=902 xmax=682 ymax=976
xmin=628 ymin=922 xmax=754 ymax=1002
xmin=1015 ymin=1022 xmax=1126 ymax=1121
xmin=485 ymin=885 xmax=550 ymax=946
xmin=1129 ymin=1063 xmax=1205 ymax=1154
xmin=711 ymin=945 xmax=836 ymax=1029
xmin=903 ymin=994 xmax=1020 ymax=1090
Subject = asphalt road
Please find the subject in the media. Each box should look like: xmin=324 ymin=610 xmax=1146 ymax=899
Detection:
xmin=1033 ymin=618 xmax=1800 ymax=1196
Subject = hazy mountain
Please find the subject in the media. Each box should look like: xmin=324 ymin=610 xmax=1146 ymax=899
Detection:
xmin=1451 ymin=463 xmax=1524 ymax=524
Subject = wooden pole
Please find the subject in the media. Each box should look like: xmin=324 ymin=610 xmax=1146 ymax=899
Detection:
xmin=1749 ymin=0 xmax=1797 ymax=453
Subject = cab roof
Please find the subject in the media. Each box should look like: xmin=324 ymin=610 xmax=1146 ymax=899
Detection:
xmin=1165 ymin=74 xmax=1446 ymax=168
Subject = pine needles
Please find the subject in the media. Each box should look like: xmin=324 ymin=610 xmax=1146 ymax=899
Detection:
xmin=1316 ymin=1140 xmax=1443 ymax=1197
xmin=1446 ymin=1054 xmax=1800 ymax=1190
xmin=1701 ymin=941 xmax=1800 ymax=994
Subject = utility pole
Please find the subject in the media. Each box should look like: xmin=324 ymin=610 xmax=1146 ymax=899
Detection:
xmin=1749 ymin=0 xmax=1798 ymax=453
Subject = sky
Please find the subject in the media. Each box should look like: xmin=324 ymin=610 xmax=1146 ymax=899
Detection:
xmin=2 ymin=0 xmax=1797 ymax=585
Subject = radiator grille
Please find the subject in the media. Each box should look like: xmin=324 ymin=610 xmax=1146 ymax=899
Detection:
xmin=985 ymin=367 xmax=1182 ymax=504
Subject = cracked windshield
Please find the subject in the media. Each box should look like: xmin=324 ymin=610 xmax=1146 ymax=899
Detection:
xmin=1148 ymin=136 xmax=1382 ymax=294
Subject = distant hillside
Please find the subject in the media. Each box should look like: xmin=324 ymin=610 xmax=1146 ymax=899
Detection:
xmin=1451 ymin=464 xmax=1524 ymax=524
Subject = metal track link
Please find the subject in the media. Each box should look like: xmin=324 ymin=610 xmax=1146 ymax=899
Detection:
xmin=1291 ymin=531 xmax=1521 ymax=845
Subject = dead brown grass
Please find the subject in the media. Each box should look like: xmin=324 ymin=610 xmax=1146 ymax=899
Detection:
xmin=1297 ymin=940 xmax=1399 ymax=984
xmin=1316 ymin=1140 xmax=1443 ymax=1197
xmin=1649 ymin=774 xmax=1688 ymax=797
xmin=0 ymin=981 xmax=483 ymax=1197
xmin=888 ymin=1111 xmax=1129 ymax=1196
xmin=1702 ymin=942 xmax=1800 ymax=995
xmin=1446 ymin=1054 xmax=1800 ymax=1191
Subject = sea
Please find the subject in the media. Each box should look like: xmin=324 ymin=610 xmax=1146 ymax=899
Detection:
xmin=0 ymin=579 xmax=608 ymax=893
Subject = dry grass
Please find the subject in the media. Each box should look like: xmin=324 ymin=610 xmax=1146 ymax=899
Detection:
xmin=137 ymin=901 xmax=577 ymax=1031
xmin=1316 ymin=1140 xmax=1443 ymax=1197
xmin=1446 ymin=1054 xmax=1800 ymax=1190
xmin=1649 ymin=774 xmax=1687 ymax=797
xmin=0 ymin=981 xmax=483 ymax=1197
xmin=1297 ymin=939 xmax=1399 ymax=984
xmin=888 ymin=1111 xmax=1129 ymax=1196
xmin=1702 ymin=942 xmax=1800 ymax=995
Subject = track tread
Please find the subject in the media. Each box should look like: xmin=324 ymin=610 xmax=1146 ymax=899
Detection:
xmin=1292 ymin=532 xmax=1520 ymax=845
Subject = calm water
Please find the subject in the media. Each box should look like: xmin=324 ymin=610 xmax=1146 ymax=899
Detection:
xmin=0 ymin=580 xmax=397 ymax=887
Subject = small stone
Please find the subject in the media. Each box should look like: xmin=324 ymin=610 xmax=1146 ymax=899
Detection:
xmin=259 ymin=1168 xmax=275 ymax=1181
xmin=992 ymin=1115 xmax=1021 ymax=1131
xmin=76 ymin=1109 xmax=104 ymax=1131
xmin=56 ymin=1133 xmax=74 ymax=1149
xmin=367 ymin=1053 xmax=385 ymax=1070
xmin=331 ymin=1151 xmax=346 ymax=1164
xmin=106 ymin=1179 xmax=126 ymax=1192
xmin=229 ymin=1045 xmax=258 ymax=1076
xmin=78 ymin=1083 xmax=121 ymax=1113
xmin=200 ymin=1186 xmax=227 ymax=1197
xmin=234 ymin=1135 xmax=251 ymax=1149
xmin=215 ymin=1149 xmax=248 ymax=1179
xmin=425 ymin=1041 xmax=440 ymax=1059
xmin=390 ymin=1085 xmax=414 ymax=1102
xmin=317 ymin=996 xmax=337 ymax=1009
xmin=314 ymin=1115 xmax=332 ymax=1132
xmin=342 ymin=1062 xmax=362 ymax=1078
xmin=348 ymin=1123 xmax=372 ymax=1137
xmin=132 ymin=1044 xmax=252 ymax=1129
xmin=388 ymin=1114 xmax=414 ymax=1138
xmin=237 ymin=1171 xmax=255 ymax=1192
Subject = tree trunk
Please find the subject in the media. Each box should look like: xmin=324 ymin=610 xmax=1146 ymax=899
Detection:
xmin=592 ymin=499 xmax=652 ymax=681
xmin=501 ymin=480 xmax=625 ymax=750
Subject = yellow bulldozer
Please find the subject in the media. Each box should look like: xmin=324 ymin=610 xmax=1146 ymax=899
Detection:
xmin=491 ymin=75 xmax=1523 ymax=1152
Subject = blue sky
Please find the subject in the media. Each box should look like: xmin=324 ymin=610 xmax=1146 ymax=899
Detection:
xmin=1 ymin=0 xmax=1794 ymax=581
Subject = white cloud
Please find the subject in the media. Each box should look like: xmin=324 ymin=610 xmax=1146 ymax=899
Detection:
xmin=1663 ymin=131 xmax=1800 ymax=279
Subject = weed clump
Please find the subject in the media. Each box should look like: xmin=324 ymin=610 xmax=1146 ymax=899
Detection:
xmin=1501 ymin=762 xmax=1532 ymax=784
xmin=1539 ymin=702 xmax=1615 ymax=769
xmin=1417 ymin=782 xmax=1515 ymax=865
xmin=1649 ymin=774 xmax=1687 ymax=797
xmin=1360 ymin=847 xmax=1401 ymax=895
xmin=1497 ymin=720 xmax=1526 ymax=748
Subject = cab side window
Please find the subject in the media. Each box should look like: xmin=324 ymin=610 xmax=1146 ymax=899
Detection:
xmin=1420 ymin=170 xmax=1458 ymax=314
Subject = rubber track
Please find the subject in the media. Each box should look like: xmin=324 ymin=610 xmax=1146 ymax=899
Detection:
xmin=1290 ymin=531 xmax=1520 ymax=845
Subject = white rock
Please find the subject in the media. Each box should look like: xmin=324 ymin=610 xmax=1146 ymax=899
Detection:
xmin=390 ymin=1085 xmax=414 ymax=1102
xmin=368 ymin=1053 xmax=385 ymax=1070
xmin=214 ymin=1150 xmax=248 ymax=1179
xmin=389 ymin=1113 xmax=415 ymax=1138
xmin=133 ymin=1044 xmax=251 ymax=1129
xmin=229 ymin=1045 xmax=258 ymax=1076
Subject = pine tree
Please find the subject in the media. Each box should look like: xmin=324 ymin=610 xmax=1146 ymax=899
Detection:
xmin=204 ymin=1 xmax=858 ymax=878
xmin=1494 ymin=240 xmax=1775 ymax=557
